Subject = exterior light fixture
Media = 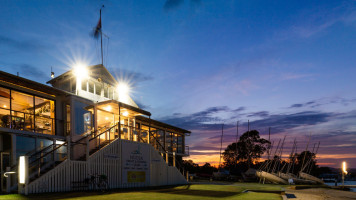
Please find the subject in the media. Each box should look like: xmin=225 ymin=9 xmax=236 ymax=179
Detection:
xmin=117 ymin=82 xmax=130 ymax=104
xmin=73 ymin=63 xmax=88 ymax=79
xmin=342 ymin=161 xmax=347 ymax=174
xmin=104 ymin=105 xmax=112 ymax=112
xmin=18 ymin=156 xmax=29 ymax=184
xmin=51 ymin=66 xmax=55 ymax=78
xmin=122 ymin=111 xmax=129 ymax=117
xmin=342 ymin=161 xmax=347 ymax=187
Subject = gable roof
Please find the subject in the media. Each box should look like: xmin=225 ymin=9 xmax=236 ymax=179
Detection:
xmin=47 ymin=64 xmax=118 ymax=86
xmin=0 ymin=70 xmax=68 ymax=96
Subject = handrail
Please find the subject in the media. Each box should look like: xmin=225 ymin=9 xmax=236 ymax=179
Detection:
xmin=27 ymin=144 xmax=55 ymax=158
xmin=29 ymin=142 xmax=67 ymax=166
xmin=89 ymin=123 xmax=118 ymax=141
xmin=148 ymin=131 xmax=167 ymax=154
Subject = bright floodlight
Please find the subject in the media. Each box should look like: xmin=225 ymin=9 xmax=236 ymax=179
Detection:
xmin=117 ymin=82 xmax=130 ymax=96
xmin=117 ymin=82 xmax=131 ymax=104
xmin=122 ymin=111 xmax=129 ymax=117
xmin=342 ymin=161 xmax=347 ymax=174
xmin=73 ymin=63 xmax=88 ymax=79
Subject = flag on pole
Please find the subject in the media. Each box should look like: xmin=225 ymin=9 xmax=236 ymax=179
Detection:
xmin=93 ymin=18 xmax=101 ymax=39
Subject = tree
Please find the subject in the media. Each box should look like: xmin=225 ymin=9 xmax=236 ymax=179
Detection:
xmin=223 ymin=130 xmax=270 ymax=168
xmin=182 ymin=160 xmax=199 ymax=173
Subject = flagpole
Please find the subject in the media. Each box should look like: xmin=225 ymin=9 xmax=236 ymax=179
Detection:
xmin=100 ymin=7 xmax=103 ymax=66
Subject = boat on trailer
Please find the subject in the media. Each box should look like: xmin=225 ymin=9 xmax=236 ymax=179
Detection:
xmin=256 ymin=171 xmax=288 ymax=184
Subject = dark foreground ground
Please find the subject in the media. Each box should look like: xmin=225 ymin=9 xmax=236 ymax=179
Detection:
xmin=0 ymin=181 xmax=355 ymax=200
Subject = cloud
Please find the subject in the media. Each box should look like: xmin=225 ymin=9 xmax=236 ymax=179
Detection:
xmin=242 ymin=111 xmax=333 ymax=133
xmin=288 ymin=97 xmax=356 ymax=109
xmin=159 ymin=106 xmax=234 ymax=130
xmin=164 ymin=0 xmax=184 ymax=11
xmin=0 ymin=35 xmax=46 ymax=52
xmin=12 ymin=64 xmax=47 ymax=78
xmin=280 ymin=2 xmax=356 ymax=39
xmin=247 ymin=111 xmax=269 ymax=118
xmin=108 ymin=67 xmax=153 ymax=86
xmin=281 ymin=73 xmax=314 ymax=81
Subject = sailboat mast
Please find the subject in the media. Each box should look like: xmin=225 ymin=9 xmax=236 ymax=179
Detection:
xmin=218 ymin=123 xmax=224 ymax=170
xmin=235 ymin=121 xmax=239 ymax=167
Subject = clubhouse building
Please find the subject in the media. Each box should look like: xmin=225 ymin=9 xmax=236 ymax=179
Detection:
xmin=0 ymin=64 xmax=190 ymax=194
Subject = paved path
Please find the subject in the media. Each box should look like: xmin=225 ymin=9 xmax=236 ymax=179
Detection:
xmin=285 ymin=188 xmax=356 ymax=200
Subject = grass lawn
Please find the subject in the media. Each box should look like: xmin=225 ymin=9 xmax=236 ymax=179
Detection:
xmin=0 ymin=183 xmax=283 ymax=200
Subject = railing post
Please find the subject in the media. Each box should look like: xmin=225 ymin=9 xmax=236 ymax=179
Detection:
xmin=52 ymin=139 xmax=56 ymax=167
xmin=67 ymin=136 xmax=71 ymax=160
xmin=118 ymin=122 xmax=121 ymax=140
xmin=173 ymin=152 xmax=176 ymax=167
xmin=86 ymin=137 xmax=89 ymax=160
xmin=148 ymin=116 xmax=151 ymax=144
xmin=6 ymin=167 xmax=10 ymax=193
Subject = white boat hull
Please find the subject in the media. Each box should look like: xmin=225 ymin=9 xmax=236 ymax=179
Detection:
xmin=299 ymin=172 xmax=324 ymax=184
xmin=256 ymin=171 xmax=288 ymax=184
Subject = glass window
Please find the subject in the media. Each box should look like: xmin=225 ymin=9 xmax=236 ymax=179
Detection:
xmin=108 ymin=87 xmax=113 ymax=99
xmin=0 ymin=87 xmax=10 ymax=128
xmin=177 ymin=135 xmax=183 ymax=154
xmin=61 ymin=80 xmax=70 ymax=91
xmin=71 ymin=80 xmax=76 ymax=93
xmin=88 ymin=81 xmax=94 ymax=93
xmin=11 ymin=90 xmax=34 ymax=114
xmin=81 ymin=79 xmax=87 ymax=91
xmin=11 ymin=91 xmax=34 ymax=130
xmin=35 ymin=97 xmax=55 ymax=135
xmin=104 ymin=86 xmax=108 ymax=98
xmin=16 ymin=136 xmax=35 ymax=159
xmin=95 ymin=83 xmax=102 ymax=96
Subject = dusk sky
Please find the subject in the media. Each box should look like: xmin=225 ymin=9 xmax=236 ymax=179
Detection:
xmin=1 ymin=0 xmax=356 ymax=168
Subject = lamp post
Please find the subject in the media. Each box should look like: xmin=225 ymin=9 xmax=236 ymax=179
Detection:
xmin=342 ymin=161 xmax=347 ymax=187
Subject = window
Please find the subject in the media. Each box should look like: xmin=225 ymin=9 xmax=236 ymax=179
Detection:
xmin=16 ymin=136 xmax=35 ymax=159
xmin=35 ymin=96 xmax=55 ymax=135
xmin=0 ymin=86 xmax=56 ymax=135
xmin=71 ymin=80 xmax=76 ymax=93
xmin=81 ymin=79 xmax=87 ymax=91
xmin=95 ymin=83 xmax=102 ymax=96
xmin=88 ymin=81 xmax=94 ymax=93
xmin=108 ymin=87 xmax=113 ymax=99
xmin=104 ymin=86 xmax=108 ymax=98
xmin=0 ymin=87 xmax=10 ymax=128
xmin=11 ymin=91 xmax=34 ymax=131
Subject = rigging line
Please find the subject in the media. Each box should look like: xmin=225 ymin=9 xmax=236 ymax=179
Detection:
xmin=300 ymin=133 xmax=312 ymax=174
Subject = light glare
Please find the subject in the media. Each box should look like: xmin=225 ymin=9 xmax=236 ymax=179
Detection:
xmin=122 ymin=111 xmax=129 ymax=117
xmin=342 ymin=161 xmax=347 ymax=174
xmin=73 ymin=63 xmax=88 ymax=79
xmin=19 ymin=156 xmax=26 ymax=184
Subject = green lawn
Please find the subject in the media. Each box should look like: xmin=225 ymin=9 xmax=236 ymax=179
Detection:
xmin=0 ymin=184 xmax=283 ymax=200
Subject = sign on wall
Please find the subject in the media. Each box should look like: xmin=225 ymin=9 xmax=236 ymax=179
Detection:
xmin=122 ymin=142 xmax=150 ymax=184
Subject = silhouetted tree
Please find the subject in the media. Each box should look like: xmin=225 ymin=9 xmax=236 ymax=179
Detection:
xmin=223 ymin=130 xmax=270 ymax=168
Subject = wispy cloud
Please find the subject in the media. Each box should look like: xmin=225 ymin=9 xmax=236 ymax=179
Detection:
xmin=0 ymin=35 xmax=46 ymax=52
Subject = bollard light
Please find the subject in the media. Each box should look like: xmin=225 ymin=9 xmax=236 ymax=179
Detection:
xmin=18 ymin=156 xmax=28 ymax=184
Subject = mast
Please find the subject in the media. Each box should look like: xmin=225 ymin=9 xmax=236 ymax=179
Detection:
xmin=100 ymin=6 xmax=104 ymax=66
xmin=218 ymin=123 xmax=224 ymax=171
xmin=235 ymin=121 xmax=239 ymax=167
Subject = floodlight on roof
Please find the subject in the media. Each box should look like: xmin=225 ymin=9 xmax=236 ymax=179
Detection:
xmin=73 ymin=63 xmax=88 ymax=79
xmin=117 ymin=82 xmax=130 ymax=104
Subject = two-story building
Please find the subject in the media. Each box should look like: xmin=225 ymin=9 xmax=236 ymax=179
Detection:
xmin=0 ymin=64 xmax=190 ymax=193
